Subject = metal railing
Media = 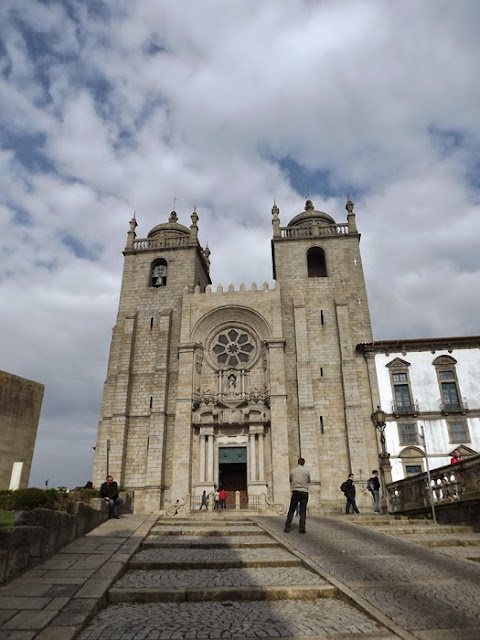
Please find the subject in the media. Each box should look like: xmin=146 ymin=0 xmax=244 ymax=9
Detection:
xmin=439 ymin=397 xmax=468 ymax=414
xmin=391 ymin=398 xmax=419 ymax=415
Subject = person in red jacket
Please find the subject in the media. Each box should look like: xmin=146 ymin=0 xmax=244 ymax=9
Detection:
xmin=218 ymin=488 xmax=227 ymax=509
xmin=450 ymin=449 xmax=462 ymax=464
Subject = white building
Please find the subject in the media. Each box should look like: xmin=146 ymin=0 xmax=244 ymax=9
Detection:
xmin=359 ymin=337 xmax=480 ymax=481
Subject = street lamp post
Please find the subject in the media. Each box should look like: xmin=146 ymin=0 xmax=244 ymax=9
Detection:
xmin=419 ymin=424 xmax=437 ymax=525
xmin=371 ymin=406 xmax=390 ymax=513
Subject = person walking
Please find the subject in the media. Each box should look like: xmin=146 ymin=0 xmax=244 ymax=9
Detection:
xmin=284 ymin=457 xmax=311 ymax=534
xmin=99 ymin=475 xmax=124 ymax=519
xmin=368 ymin=469 xmax=381 ymax=514
xmin=199 ymin=490 xmax=208 ymax=510
xmin=342 ymin=473 xmax=360 ymax=514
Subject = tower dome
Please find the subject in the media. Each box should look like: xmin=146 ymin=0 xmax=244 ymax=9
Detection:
xmin=287 ymin=199 xmax=336 ymax=228
xmin=147 ymin=211 xmax=190 ymax=238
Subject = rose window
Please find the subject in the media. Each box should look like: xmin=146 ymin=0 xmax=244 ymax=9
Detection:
xmin=212 ymin=328 xmax=255 ymax=368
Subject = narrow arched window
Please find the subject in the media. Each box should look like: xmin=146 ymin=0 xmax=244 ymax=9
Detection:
xmin=307 ymin=247 xmax=327 ymax=277
xmin=150 ymin=258 xmax=168 ymax=287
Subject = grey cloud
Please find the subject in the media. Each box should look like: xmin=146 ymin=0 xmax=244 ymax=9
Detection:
xmin=1 ymin=1 xmax=480 ymax=487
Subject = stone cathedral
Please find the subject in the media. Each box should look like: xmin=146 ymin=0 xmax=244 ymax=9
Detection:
xmin=93 ymin=198 xmax=381 ymax=514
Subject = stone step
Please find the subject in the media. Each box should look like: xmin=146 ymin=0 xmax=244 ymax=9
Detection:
xmin=142 ymin=535 xmax=279 ymax=549
xmin=150 ymin=525 xmax=261 ymax=536
xmin=352 ymin=517 xmax=432 ymax=526
xmin=113 ymin=566 xmax=328 ymax=595
xmin=435 ymin=546 xmax=480 ymax=561
xmin=109 ymin=583 xmax=336 ymax=604
xmin=169 ymin=517 xmax=255 ymax=524
xmin=409 ymin=534 xmax=480 ymax=548
xmin=130 ymin=546 xmax=301 ymax=570
xmin=188 ymin=511 xmax=262 ymax=517
xmin=366 ymin=525 xmax=473 ymax=535
xmin=78 ymin=599 xmax=389 ymax=639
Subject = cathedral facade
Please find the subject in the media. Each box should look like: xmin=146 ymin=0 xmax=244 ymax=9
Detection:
xmin=93 ymin=199 xmax=382 ymax=514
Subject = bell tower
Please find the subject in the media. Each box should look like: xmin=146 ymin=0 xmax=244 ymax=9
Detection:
xmin=93 ymin=209 xmax=211 ymax=512
xmin=271 ymin=198 xmax=377 ymax=507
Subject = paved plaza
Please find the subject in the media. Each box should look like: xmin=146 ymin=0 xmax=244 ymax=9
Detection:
xmin=0 ymin=513 xmax=479 ymax=639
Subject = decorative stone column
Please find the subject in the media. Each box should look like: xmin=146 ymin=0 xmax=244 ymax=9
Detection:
xmin=258 ymin=431 xmax=265 ymax=482
xmin=249 ymin=431 xmax=257 ymax=481
xmin=206 ymin=428 xmax=214 ymax=483
xmin=199 ymin=434 xmax=206 ymax=483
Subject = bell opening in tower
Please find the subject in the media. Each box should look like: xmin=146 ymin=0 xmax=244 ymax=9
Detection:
xmin=218 ymin=446 xmax=247 ymax=508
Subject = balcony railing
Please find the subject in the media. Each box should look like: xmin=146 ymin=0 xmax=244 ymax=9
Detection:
xmin=132 ymin=236 xmax=190 ymax=251
xmin=280 ymin=223 xmax=349 ymax=239
xmin=386 ymin=453 xmax=480 ymax=514
xmin=439 ymin=396 xmax=468 ymax=414
xmin=391 ymin=398 xmax=419 ymax=416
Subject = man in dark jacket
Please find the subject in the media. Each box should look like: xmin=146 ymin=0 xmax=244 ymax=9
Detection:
xmin=368 ymin=469 xmax=381 ymax=514
xmin=342 ymin=473 xmax=360 ymax=514
xmin=99 ymin=475 xmax=124 ymax=519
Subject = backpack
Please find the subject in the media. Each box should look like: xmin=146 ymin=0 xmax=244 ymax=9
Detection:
xmin=340 ymin=481 xmax=348 ymax=492
xmin=367 ymin=479 xmax=374 ymax=492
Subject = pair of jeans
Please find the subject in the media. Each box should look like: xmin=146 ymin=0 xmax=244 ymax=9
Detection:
xmin=107 ymin=497 xmax=124 ymax=517
xmin=373 ymin=489 xmax=380 ymax=513
xmin=285 ymin=490 xmax=309 ymax=531
xmin=345 ymin=495 xmax=359 ymax=514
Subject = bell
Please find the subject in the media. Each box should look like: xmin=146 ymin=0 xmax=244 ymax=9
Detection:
xmin=154 ymin=277 xmax=164 ymax=287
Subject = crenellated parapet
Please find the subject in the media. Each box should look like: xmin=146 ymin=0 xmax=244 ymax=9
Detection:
xmin=192 ymin=281 xmax=278 ymax=294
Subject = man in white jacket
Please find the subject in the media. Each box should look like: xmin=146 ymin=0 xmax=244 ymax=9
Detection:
xmin=284 ymin=457 xmax=311 ymax=534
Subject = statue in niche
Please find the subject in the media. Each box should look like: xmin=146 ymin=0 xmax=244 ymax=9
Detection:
xmin=228 ymin=374 xmax=236 ymax=390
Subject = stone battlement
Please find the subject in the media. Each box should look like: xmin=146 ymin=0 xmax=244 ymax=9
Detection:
xmin=193 ymin=281 xmax=278 ymax=294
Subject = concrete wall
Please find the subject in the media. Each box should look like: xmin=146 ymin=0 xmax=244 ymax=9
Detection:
xmin=0 ymin=370 xmax=44 ymax=489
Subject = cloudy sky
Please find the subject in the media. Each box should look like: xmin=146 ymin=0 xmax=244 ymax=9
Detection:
xmin=1 ymin=0 xmax=479 ymax=489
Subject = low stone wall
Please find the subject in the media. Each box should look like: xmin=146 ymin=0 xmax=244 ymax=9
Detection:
xmin=0 ymin=498 xmax=110 ymax=584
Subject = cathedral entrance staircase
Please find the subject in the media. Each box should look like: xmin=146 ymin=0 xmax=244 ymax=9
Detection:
xmin=2 ymin=513 xmax=480 ymax=638
xmin=78 ymin=515 xmax=396 ymax=639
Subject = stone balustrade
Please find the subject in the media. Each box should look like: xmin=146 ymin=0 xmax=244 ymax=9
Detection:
xmin=132 ymin=235 xmax=191 ymax=250
xmin=387 ymin=453 xmax=480 ymax=528
xmin=280 ymin=223 xmax=349 ymax=238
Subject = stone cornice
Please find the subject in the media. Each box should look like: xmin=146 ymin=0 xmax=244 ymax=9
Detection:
xmin=357 ymin=335 xmax=480 ymax=355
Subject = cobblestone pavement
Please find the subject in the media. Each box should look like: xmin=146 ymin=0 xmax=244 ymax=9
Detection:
xmin=143 ymin=534 xmax=277 ymax=547
xmin=115 ymin=566 xmax=327 ymax=589
xmin=78 ymin=599 xmax=388 ymax=639
xmin=151 ymin=525 xmax=260 ymax=536
xmin=80 ymin=517 xmax=394 ymax=639
xmin=7 ymin=513 xmax=477 ymax=638
xmin=131 ymin=546 xmax=299 ymax=567
xmin=0 ymin=513 xmax=157 ymax=640
xmin=257 ymin=515 xmax=480 ymax=638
